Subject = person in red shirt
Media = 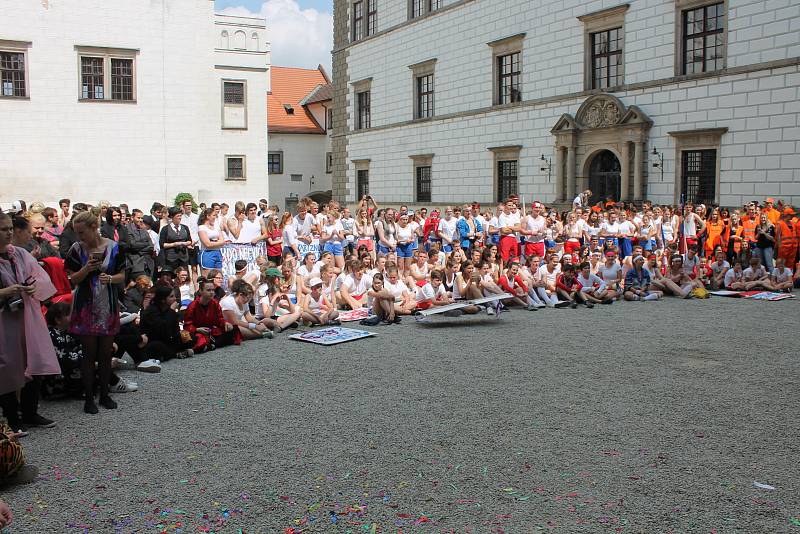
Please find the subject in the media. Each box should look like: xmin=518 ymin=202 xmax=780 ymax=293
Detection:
xmin=498 ymin=261 xmax=537 ymax=311
xmin=183 ymin=278 xmax=241 ymax=353
xmin=423 ymin=210 xmax=441 ymax=250
xmin=556 ymin=264 xmax=593 ymax=308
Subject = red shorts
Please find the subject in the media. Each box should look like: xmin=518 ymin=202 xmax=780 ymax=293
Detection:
xmin=564 ymin=239 xmax=581 ymax=254
xmin=525 ymin=241 xmax=545 ymax=258
xmin=416 ymin=300 xmax=432 ymax=310
xmin=499 ymin=236 xmax=519 ymax=261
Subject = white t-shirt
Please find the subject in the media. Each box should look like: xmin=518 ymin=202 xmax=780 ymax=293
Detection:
xmin=525 ymin=215 xmax=546 ymax=243
xmin=384 ymin=279 xmax=409 ymax=301
xmin=743 ymin=266 xmax=767 ymax=281
xmin=598 ymin=262 xmax=622 ymax=284
xmin=219 ymin=294 xmax=247 ymax=321
xmin=619 ymin=221 xmax=636 ymax=237
xmin=293 ymin=213 xmax=315 ymax=237
xmin=577 ymin=272 xmax=606 ymax=292
xmin=601 ymin=221 xmax=621 ymax=236
xmin=772 ymin=267 xmax=793 ymax=283
xmin=198 ymin=224 xmax=221 ymax=251
xmin=724 ymin=268 xmax=743 ymax=288
xmin=297 ymin=263 xmax=320 ymax=280
xmin=282 ymin=224 xmax=297 ymax=248
xmin=238 ymin=218 xmax=263 ymax=244
xmin=322 ymin=221 xmax=343 ymax=244
xmin=437 ymin=217 xmax=458 ymax=243
xmin=342 ymin=274 xmax=371 ymax=297
xmin=416 ymin=282 xmax=446 ymax=302
xmin=396 ymin=224 xmax=415 ymax=244
xmin=537 ymin=264 xmax=561 ymax=288
xmin=498 ymin=212 xmax=521 ymax=240
xmin=710 ymin=260 xmax=730 ymax=277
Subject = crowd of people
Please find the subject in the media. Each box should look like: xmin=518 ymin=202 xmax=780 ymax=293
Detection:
xmin=0 ymin=192 xmax=798 ymax=513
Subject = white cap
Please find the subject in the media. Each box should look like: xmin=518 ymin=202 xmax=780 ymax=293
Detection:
xmin=308 ymin=277 xmax=323 ymax=287
xmin=10 ymin=200 xmax=23 ymax=212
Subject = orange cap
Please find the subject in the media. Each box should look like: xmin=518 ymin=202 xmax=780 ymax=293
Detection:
xmin=783 ymin=207 xmax=796 ymax=216
xmin=765 ymin=197 xmax=775 ymax=203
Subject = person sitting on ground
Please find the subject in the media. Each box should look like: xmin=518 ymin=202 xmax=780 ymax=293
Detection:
xmin=664 ymin=255 xmax=701 ymax=298
xmin=770 ymin=257 xmax=794 ymax=292
xmin=261 ymin=268 xmax=305 ymax=331
xmin=0 ymin=498 xmax=12 ymax=529
xmin=597 ymin=250 xmax=623 ymax=301
xmin=414 ymin=269 xmax=455 ymax=314
xmin=0 ymin=420 xmax=32 ymax=486
xmin=339 ymin=259 xmax=371 ymax=309
xmin=556 ymin=263 xmax=593 ymax=308
xmin=301 ymin=277 xmax=340 ymax=326
xmin=537 ymin=253 xmax=568 ymax=308
xmin=708 ymin=250 xmax=730 ymax=290
xmin=742 ymin=257 xmax=775 ymax=291
xmin=451 ymin=261 xmax=482 ymax=314
xmin=498 ymin=261 xmax=538 ymax=310
xmin=220 ymin=279 xmax=274 ymax=340
xmin=624 ymin=255 xmax=661 ymax=301
xmin=140 ymin=285 xmax=195 ymax=360
xmin=183 ymin=278 xmax=241 ymax=353
xmin=383 ymin=266 xmax=417 ymax=315
xmin=724 ymin=260 xmax=747 ymax=290
xmin=368 ymin=273 xmax=401 ymax=324
xmin=121 ymin=275 xmax=152 ymax=314
xmin=576 ymin=261 xmax=613 ymax=304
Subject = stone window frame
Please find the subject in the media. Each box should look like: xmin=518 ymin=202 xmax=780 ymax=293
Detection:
xmin=352 ymin=158 xmax=371 ymax=201
xmin=351 ymin=77 xmax=372 ymax=130
xmin=0 ymin=40 xmax=31 ymax=99
xmin=410 ymin=153 xmax=434 ymax=202
xmin=488 ymin=145 xmax=522 ymax=202
xmin=225 ymin=154 xmax=246 ymax=181
xmin=488 ymin=33 xmax=525 ymax=107
xmin=326 ymin=152 xmax=333 ymax=173
xmin=75 ymin=45 xmax=138 ymax=103
xmin=409 ymin=58 xmax=436 ymax=120
xmin=668 ymin=127 xmax=727 ymax=205
xmin=674 ymin=0 xmax=728 ymax=77
xmin=221 ymin=78 xmax=248 ymax=130
xmin=577 ymin=4 xmax=629 ymax=91
xmin=268 ymin=151 xmax=283 ymax=174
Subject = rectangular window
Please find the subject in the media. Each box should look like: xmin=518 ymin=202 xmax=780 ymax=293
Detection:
xmin=81 ymin=56 xmax=105 ymax=100
xmin=326 ymin=152 xmax=333 ymax=173
xmin=291 ymin=174 xmax=303 ymax=182
xmin=415 ymin=166 xmax=432 ymax=202
xmin=352 ymin=1 xmax=364 ymax=41
xmin=411 ymin=0 xmax=442 ymax=18
xmin=356 ymin=90 xmax=370 ymax=129
xmin=591 ymin=28 xmax=623 ymax=89
xmin=226 ymin=156 xmax=245 ymax=180
xmin=683 ymin=3 xmax=724 ymax=75
xmin=357 ymin=169 xmax=369 ymax=199
xmin=497 ymin=52 xmax=521 ymax=105
xmin=268 ymin=152 xmax=283 ymax=174
xmin=496 ymin=160 xmax=518 ymax=202
xmin=681 ymin=150 xmax=716 ymax=205
xmin=111 ymin=58 xmax=134 ymax=101
xmin=416 ymin=74 xmax=434 ymax=119
xmin=0 ymin=51 xmax=26 ymax=97
xmin=366 ymin=0 xmax=377 ymax=37
xmin=326 ymin=107 xmax=333 ymax=130
xmin=224 ymin=81 xmax=245 ymax=104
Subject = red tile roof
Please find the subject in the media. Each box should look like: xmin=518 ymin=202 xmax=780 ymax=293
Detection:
xmin=268 ymin=66 xmax=330 ymax=134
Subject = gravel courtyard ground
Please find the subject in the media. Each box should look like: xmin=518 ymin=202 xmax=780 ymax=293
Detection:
xmin=2 ymin=296 xmax=800 ymax=533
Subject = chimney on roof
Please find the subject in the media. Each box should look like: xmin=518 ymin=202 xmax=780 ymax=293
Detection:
xmin=283 ymin=104 xmax=294 ymax=114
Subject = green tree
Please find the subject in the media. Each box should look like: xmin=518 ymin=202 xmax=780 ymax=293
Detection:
xmin=173 ymin=193 xmax=198 ymax=213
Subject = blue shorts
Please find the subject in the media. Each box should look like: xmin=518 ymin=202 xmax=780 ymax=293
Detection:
xmin=200 ymin=250 xmax=223 ymax=269
xmin=397 ymin=242 xmax=414 ymax=258
xmin=282 ymin=246 xmax=296 ymax=257
xmin=323 ymin=242 xmax=344 ymax=256
xmin=442 ymin=244 xmax=453 ymax=253
xmin=376 ymin=243 xmax=392 ymax=255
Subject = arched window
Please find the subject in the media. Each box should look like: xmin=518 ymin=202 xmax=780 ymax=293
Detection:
xmin=251 ymin=32 xmax=260 ymax=51
xmin=220 ymin=30 xmax=229 ymax=49
xmin=233 ymin=30 xmax=246 ymax=50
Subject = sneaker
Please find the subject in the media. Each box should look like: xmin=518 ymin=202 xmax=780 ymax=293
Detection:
xmin=359 ymin=316 xmax=381 ymax=326
xmin=117 ymin=354 xmax=136 ymax=370
xmin=554 ymin=301 xmax=571 ymax=308
xmin=392 ymin=316 xmax=402 ymax=324
xmin=21 ymin=414 xmax=56 ymax=429
xmin=570 ymin=301 xmax=578 ymax=309
xmin=486 ymin=306 xmax=496 ymax=316
xmin=262 ymin=330 xmax=274 ymax=339
xmin=176 ymin=349 xmax=194 ymax=359
xmin=526 ymin=304 xmax=538 ymax=311
xmin=585 ymin=302 xmax=595 ymax=308
xmin=84 ymin=399 xmax=99 ymax=414
xmin=111 ymin=379 xmax=138 ymax=393
xmin=98 ymin=395 xmax=118 ymax=410
xmin=136 ymin=359 xmax=162 ymax=373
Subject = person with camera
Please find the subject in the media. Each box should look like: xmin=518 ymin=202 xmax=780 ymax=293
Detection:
xmin=64 ymin=210 xmax=126 ymax=414
xmin=0 ymin=212 xmax=61 ymax=431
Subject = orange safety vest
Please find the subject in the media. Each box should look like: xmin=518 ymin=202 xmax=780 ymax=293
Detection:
xmin=777 ymin=220 xmax=798 ymax=252
xmin=766 ymin=208 xmax=781 ymax=225
xmin=741 ymin=216 xmax=758 ymax=243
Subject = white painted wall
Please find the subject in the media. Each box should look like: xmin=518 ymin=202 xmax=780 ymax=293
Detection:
xmin=0 ymin=0 xmax=269 ymax=210
xmin=339 ymin=0 xmax=800 ymax=207
xmin=268 ymin=132 xmax=330 ymax=210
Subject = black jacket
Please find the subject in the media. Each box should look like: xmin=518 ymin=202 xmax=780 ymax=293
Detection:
xmin=126 ymin=223 xmax=155 ymax=277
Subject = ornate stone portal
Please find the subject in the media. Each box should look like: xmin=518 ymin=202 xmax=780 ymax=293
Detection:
xmin=551 ymin=94 xmax=653 ymax=203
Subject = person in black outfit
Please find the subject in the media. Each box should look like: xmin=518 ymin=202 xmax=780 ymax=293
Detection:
xmin=58 ymin=203 xmax=88 ymax=258
xmin=140 ymin=285 xmax=193 ymax=361
xmin=143 ymin=202 xmax=164 ymax=233
xmin=100 ymin=206 xmax=130 ymax=260
xmin=126 ymin=209 xmax=155 ymax=279
xmin=159 ymin=207 xmax=192 ymax=271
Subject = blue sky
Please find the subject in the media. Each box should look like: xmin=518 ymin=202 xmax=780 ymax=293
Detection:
xmin=215 ymin=0 xmax=332 ymax=14
xmin=215 ymin=0 xmax=333 ymax=71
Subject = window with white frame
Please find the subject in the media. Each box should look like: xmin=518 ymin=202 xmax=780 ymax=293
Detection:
xmin=76 ymin=47 xmax=137 ymax=102
xmin=0 ymin=43 xmax=29 ymax=98
xmin=225 ymin=155 xmax=245 ymax=180
xmin=222 ymin=80 xmax=247 ymax=129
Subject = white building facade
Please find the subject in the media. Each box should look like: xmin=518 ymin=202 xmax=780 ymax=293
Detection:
xmin=267 ymin=66 xmax=333 ymax=212
xmin=331 ymin=0 xmax=800 ymax=208
xmin=0 ymin=0 xmax=270 ymax=209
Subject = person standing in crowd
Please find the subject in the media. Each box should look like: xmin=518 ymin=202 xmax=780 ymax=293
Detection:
xmin=100 ymin=206 xmax=129 ymax=258
xmin=58 ymin=198 xmax=71 ymax=226
xmin=225 ymin=201 xmax=245 ymax=241
xmin=293 ymin=201 xmax=317 ymax=245
xmin=14 ymin=214 xmax=60 ymax=259
xmin=41 ymin=207 xmax=64 ymax=248
xmin=65 ymin=210 xmax=126 ymax=414
xmin=143 ymin=203 xmax=164 ymax=233
xmin=753 ymin=211 xmax=776 ymax=272
xmin=375 ymin=208 xmax=398 ymax=256
xmin=740 ymin=203 xmax=760 ymax=253
xmin=0 ymin=213 xmax=61 ymax=431
xmin=126 ymin=209 xmax=156 ymax=280
xmin=197 ymin=208 xmax=227 ymax=277
xmin=238 ymin=203 xmax=267 ymax=245
xmin=320 ymin=210 xmax=345 ymax=270
xmin=265 ymin=214 xmax=283 ymax=265
xmin=58 ymin=202 xmax=88 ymax=257
xmin=179 ymin=199 xmax=200 ymax=280
xmin=159 ymin=207 xmax=192 ymax=273
xmin=775 ymin=207 xmax=798 ymax=269
xmin=496 ymin=200 xmax=521 ymax=267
